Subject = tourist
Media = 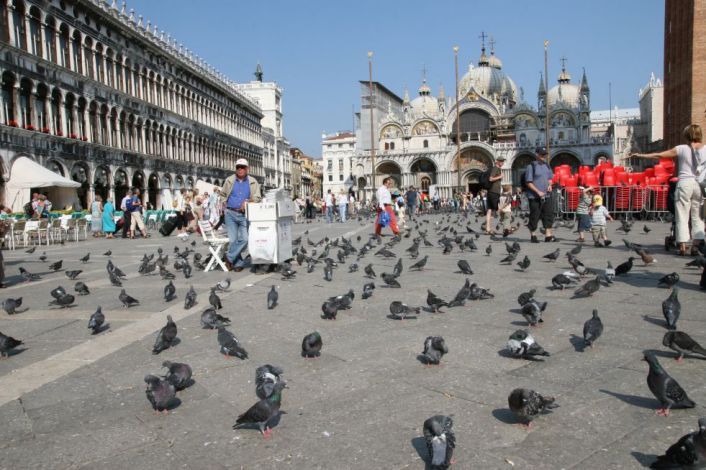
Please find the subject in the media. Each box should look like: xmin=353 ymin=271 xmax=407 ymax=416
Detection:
xmin=120 ymin=189 xmax=133 ymax=238
xmin=305 ymin=198 xmax=313 ymax=219
xmin=337 ymin=189 xmax=348 ymax=222
xmin=498 ymin=185 xmax=514 ymax=237
xmin=575 ymin=186 xmax=595 ymax=242
xmin=395 ymin=192 xmax=407 ymax=228
xmin=374 ymin=176 xmax=400 ymax=236
xmin=348 ymin=192 xmax=356 ymax=216
xmin=91 ymin=195 xmax=103 ymax=237
xmin=405 ymin=186 xmax=418 ymax=218
xmin=173 ymin=188 xmax=188 ymax=235
xmin=590 ymin=194 xmax=613 ymax=247
xmin=485 ymin=155 xmax=505 ymax=235
xmin=324 ymin=189 xmax=334 ymax=223
xmin=128 ymin=188 xmax=149 ymax=239
xmin=102 ymin=196 xmax=116 ymax=239
xmin=525 ymin=146 xmax=556 ymax=243
xmin=220 ymin=158 xmax=261 ymax=272
xmin=632 ymin=124 xmax=705 ymax=256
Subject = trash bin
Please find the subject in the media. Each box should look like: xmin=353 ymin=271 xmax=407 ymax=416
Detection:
xmin=247 ymin=200 xmax=294 ymax=265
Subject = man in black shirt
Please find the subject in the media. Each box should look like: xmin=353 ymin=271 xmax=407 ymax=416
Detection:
xmin=485 ymin=156 xmax=505 ymax=234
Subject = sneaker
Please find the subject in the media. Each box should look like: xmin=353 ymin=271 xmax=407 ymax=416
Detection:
xmin=545 ymin=236 xmax=557 ymax=243
xmin=604 ymin=240 xmax=612 ymax=247
xmin=503 ymin=229 xmax=510 ymax=238
xmin=531 ymin=236 xmax=540 ymax=244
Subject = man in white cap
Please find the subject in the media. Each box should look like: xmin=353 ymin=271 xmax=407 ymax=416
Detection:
xmin=219 ymin=158 xmax=261 ymax=272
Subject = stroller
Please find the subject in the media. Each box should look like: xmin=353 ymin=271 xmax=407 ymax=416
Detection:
xmin=664 ymin=178 xmax=678 ymax=251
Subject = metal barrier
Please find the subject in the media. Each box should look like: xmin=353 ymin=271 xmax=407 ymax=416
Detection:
xmin=559 ymin=185 xmax=671 ymax=219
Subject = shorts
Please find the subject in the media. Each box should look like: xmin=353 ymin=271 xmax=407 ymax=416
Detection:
xmin=578 ymin=213 xmax=592 ymax=231
xmin=528 ymin=197 xmax=554 ymax=232
xmin=591 ymin=225 xmax=607 ymax=241
xmin=486 ymin=192 xmax=500 ymax=211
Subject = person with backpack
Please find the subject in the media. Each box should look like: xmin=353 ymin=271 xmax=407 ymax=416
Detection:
xmin=523 ymin=147 xmax=556 ymax=243
xmin=483 ymin=156 xmax=505 ymax=234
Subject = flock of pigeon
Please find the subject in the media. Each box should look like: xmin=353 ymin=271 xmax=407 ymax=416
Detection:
xmin=1 ymin=211 xmax=706 ymax=468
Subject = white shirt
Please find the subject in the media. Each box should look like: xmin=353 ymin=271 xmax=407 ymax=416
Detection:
xmin=325 ymin=193 xmax=334 ymax=206
xmin=377 ymin=185 xmax=392 ymax=209
xmin=337 ymin=193 xmax=348 ymax=205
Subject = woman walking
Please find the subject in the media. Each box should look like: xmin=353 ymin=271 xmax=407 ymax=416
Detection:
xmin=102 ymin=196 xmax=116 ymax=239
xmin=91 ymin=195 xmax=103 ymax=237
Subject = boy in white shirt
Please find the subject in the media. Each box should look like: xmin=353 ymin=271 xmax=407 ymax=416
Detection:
xmin=590 ymin=195 xmax=613 ymax=247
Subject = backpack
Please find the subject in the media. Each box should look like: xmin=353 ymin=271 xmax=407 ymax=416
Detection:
xmin=479 ymin=169 xmax=492 ymax=190
xmin=23 ymin=201 xmax=33 ymax=217
xmin=520 ymin=161 xmax=538 ymax=191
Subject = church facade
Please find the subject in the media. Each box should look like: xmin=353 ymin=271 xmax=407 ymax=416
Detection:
xmin=351 ymin=41 xmax=612 ymax=201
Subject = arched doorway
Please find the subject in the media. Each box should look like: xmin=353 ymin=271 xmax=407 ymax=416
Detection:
xmin=148 ymin=173 xmax=159 ymax=210
xmin=410 ymin=158 xmax=437 ymax=194
xmin=114 ymin=168 xmax=128 ymax=203
xmin=71 ymin=163 xmax=89 ymax=210
xmin=451 ymin=109 xmax=492 ymax=143
xmin=511 ymin=153 xmax=535 ymax=188
xmin=550 ymin=152 xmax=581 ymax=173
xmin=186 ymin=176 xmax=194 ymax=189
xmin=356 ymin=177 xmax=366 ymax=202
xmin=376 ymin=161 xmax=402 ymax=189
xmin=132 ymin=170 xmax=145 ymax=202
xmin=175 ymin=175 xmax=184 ymax=192
xmin=46 ymin=160 xmax=64 ymax=177
xmin=456 ymin=147 xmax=493 ymax=195
xmin=93 ymin=165 xmax=110 ymax=202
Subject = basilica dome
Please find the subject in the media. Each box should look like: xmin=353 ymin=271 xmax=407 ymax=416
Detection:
xmin=459 ymin=48 xmax=517 ymax=104
xmin=410 ymin=80 xmax=440 ymax=115
xmin=546 ymin=68 xmax=581 ymax=109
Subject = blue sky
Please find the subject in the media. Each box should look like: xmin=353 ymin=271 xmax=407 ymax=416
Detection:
xmin=130 ymin=0 xmax=664 ymax=157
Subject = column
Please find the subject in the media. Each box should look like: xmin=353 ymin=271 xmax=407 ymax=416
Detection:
xmin=67 ymin=28 xmax=75 ymax=72
xmin=39 ymin=18 xmax=48 ymax=60
xmin=23 ymin=13 xmax=31 ymax=53
xmin=82 ymin=107 xmax=90 ymax=140
xmin=12 ymin=84 xmax=20 ymax=126
xmin=6 ymin=1 xmax=16 ymax=48
xmin=71 ymin=105 xmax=78 ymax=137
xmin=105 ymin=111 xmax=112 ymax=147
xmin=46 ymin=93 xmax=54 ymax=133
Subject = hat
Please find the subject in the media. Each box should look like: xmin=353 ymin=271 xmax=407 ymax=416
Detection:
xmin=593 ymin=195 xmax=603 ymax=205
xmin=495 ymin=155 xmax=506 ymax=162
xmin=235 ymin=158 xmax=249 ymax=167
xmin=535 ymin=146 xmax=548 ymax=156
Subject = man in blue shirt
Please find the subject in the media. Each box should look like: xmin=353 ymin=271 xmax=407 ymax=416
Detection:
xmin=405 ymin=186 xmax=418 ymax=218
xmin=219 ymin=159 xmax=262 ymax=272
xmin=525 ymin=147 xmax=556 ymax=243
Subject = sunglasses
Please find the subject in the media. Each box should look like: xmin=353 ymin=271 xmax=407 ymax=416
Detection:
xmin=236 ymin=165 xmax=247 ymax=169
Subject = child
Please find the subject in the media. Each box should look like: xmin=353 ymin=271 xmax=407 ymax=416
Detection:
xmin=590 ymin=194 xmax=613 ymax=247
xmin=498 ymin=185 xmax=514 ymax=237
xmin=576 ymin=186 xmax=594 ymax=242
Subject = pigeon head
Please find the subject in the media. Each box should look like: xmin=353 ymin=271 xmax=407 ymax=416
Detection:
xmin=144 ymin=374 xmax=161 ymax=386
xmin=162 ymin=360 xmax=173 ymax=369
xmin=643 ymin=352 xmax=661 ymax=370
xmin=699 ymin=418 xmax=706 ymax=432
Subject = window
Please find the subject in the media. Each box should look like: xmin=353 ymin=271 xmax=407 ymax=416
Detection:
xmin=384 ymin=142 xmax=389 ymax=150
xmin=327 ymin=160 xmax=332 ymax=171
xmin=390 ymin=142 xmax=395 ymax=150
xmin=328 ymin=175 xmax=333 ymax=182
xmin=338 ymin=159 xmax=343 ymax=170
xmin=339 ymin=174 xmax=344 ymax=181
xmin=337 ymin=143 xmax=342 ymax=148
xmin=423 ymin=139 xmax=429 ymax=148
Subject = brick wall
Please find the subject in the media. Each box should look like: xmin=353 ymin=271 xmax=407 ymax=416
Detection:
xmin=664 ymin=0 xmax=695 ymax=148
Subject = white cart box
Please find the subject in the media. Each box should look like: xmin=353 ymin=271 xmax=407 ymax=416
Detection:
xmin=247 ymin=202 xmax=278 ymax=222
xmin=247 ymin=202 xmax=293 ymax=264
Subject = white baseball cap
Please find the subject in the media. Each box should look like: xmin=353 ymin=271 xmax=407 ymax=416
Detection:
xmin=235 ymin=158 xmax=249 ymax=167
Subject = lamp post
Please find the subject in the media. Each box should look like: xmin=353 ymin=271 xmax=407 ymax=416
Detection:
xmin=454 ymin=45 xmax=461 ymax=194
xmin=368 ymin=51 xmax=376 ymax=202
xmin=544 ymin=40 xmax=550 ymax=157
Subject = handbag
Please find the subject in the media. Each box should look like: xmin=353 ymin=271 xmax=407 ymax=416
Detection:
xmin=379 ymin=210 xmax=390 ymax=228
xmin=690 ymin=145 xmax=706 ymax=197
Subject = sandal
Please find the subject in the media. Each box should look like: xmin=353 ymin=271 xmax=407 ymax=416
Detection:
xmin=678 ymin=243 xmax=688 ymax=256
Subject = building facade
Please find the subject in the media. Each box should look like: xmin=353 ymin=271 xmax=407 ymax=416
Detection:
xmin=350 ymin=41 xmax=613 ymax=201
xmin=234 ymin=69 xmax=291 ymax=191
xmin=321 ymin=131 xmax=355 ymax=196
xmin=289 ymin=147 xmax=318 ymax=199
xmin=0 ymin=0 xmax=264 ymax=210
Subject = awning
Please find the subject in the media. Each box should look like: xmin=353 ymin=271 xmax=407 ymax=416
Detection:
xmin=8 ymin=157 xmax=81 ymax=189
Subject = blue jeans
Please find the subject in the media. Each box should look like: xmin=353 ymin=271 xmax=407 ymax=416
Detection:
xmin=326 ymin=206 xmax=333 ymax=223
xmin=225 ymin=209 xmax=248 ymax=268
xmin=339 ymin=204 xmax=347 ymax=222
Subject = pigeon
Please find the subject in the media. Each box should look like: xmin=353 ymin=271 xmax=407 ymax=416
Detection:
xmin=321 ymin=300 xmax=338 ymax=320
xmin=0 ymin=331 xmax=22 ymax=358
xmin=426 ymin=290 xmax=449 ymax=313
xmin=421 ymin=336 xmax=448 ymax=365
xmin=162 ymin=361 xmax=192 ymax=390
xmin=159 ymin=266 xmax=176 ymax=280
xmin=163 ymin=281 xmax=176 ymax=302
xmin=615 ymin=257 xmax=634 ymax=276
xmin=301 ymin=331 xmax=322 ymax=357
xmin=152 ymin=315 xmax=178 ymax=355
xmin=48 ymin=260 xmax=63 ymax=272
xmin=506 ymin=329 xmax=550 ymax=358
xmin=381 ymin=273 xmax=401 ymax=288
xmin=38 ymin=252 xmax=47 ymax=262
xmin=328 ymin=289 xmax=354 ymax=310
xmin=658 ymin=272 xmax=680 ymax=288
xmin=348 ymin=263 xmax=359 ymax=273
xmin=233 ymin=381 xmax=287 ymax=438
xmin=362 ymin=282 xmax=376 ymax=300
xmin=422 ymin=415 xmax=456 ymax=470
xmin=207 ymin=288 xmax=222 ymax=310
xmin=364 ymin=264 xmax=376 ymax=278
xmin=281 ymin=265 xmax=297 ymax=280
xmin=447 ymin=279 xmax=471 ymax=308
xmin=50 ymin=286 xmax=66 ymax=299
xmin=184 ymin=286 xmax=197 ymax=310
xmin=686 ymin=256 xmax=706 ymax=269
xmin=574 ymin=276 xmax=602 ymax=298
xmin=267 ymin=285 xmax=278 ymax=310
xmin=200 ymin=308 xmax=231 ymax=329
xmin=543 ymin=248 xmax=560 ymax=261
xmin=70 ymin=280 xmax=90 ymax=295
xmin=144 ymin=374 xmax=176 ymax=413
xmin=457 ymin=260 xmax=473 ymax=275
xmin=389 ymin=301 xmax=420 ymax=319
xmin=663 ymin=331 xmax=706 ymax=362
xmin=508 ymin=388 xmax=558 ymax=428
xmin=108 ymin=271 xmax=122 ymax=287
xmin=662 ymin=287 xmax=681 ymax=330
xmin=392 ymin=259 xmax=403 ymax=277
xmin=119 ymin=289 xmax=139 ymax=308
xmin=521 ymin=300 xmax=547 ymax=327
xmin=604 ymin=261 xmax=616 ymax=283
xmin=218 ymin=326 xmax=248 ymax=359
xmin=643 ymin=225 xmax=652 ymax=234
xmin=255 ymin=364 xmax=284 ymax=399
xmin=650 ymin=418 xmax=706 ymax=469
xmin=25 ymin=246 xmax=36 ymax=254
xmin=500 ymin=252 xmax=517 ymax=264
xmin=517 ymin=256 xmax=531 ymax=271
xmin=49 ymin=293 xmax=75 ymax=308
xmin=569 ymin=244 xmax=582 ymax=255
xmin=215 ymin=277 xmax=231 ymax=292
xmin=2 ymin=297 xmax=22 ymax=315
xmin=583 ymin=309 xmax=603 ymax=349
xmin=323 ymin=264 xmax=333 ymax=282
xmin=517 ymin=289 xmax=536 ymax=307
xmin=644 ymin=352 xmax=696 ymax=416
xmin=551 ymin=273 xmax=578 ymax=290
xmin=409 ymin=255 xmax=428 ymax=271
xmin=485 ymin=245 xmax=492 ymax=256
xmin=19 ymin=267 xmax=40 ymax=282
xmin=103 ymin=250 xmax=112 ymax=256
xmin=637 ymin=249 xmax=656 ymax=266
xmin=65 ymin=270 xmax=82 ymax=280
xmin=87 ymin=306 xmax=105 ymax=334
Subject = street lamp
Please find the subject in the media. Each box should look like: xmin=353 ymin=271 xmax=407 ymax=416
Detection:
xmin=368 ymin=51 xmax=375 ymax=202
xmin=453 ymin=45 xmax=462 ymax=193
xmin=544 ymin=40 xmax=550 ymax=157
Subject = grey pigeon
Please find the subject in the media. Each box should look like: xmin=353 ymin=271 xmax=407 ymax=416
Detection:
xmin=160 ymin=266 xmax=176 ymax=280
xmin=543 ymin=248 xmax=561 ymax=261
xmin=218 ymin=326 xmax=248 ymax=359
xmin=152 ymin=315 xmax=177 ymax=355
xmin=644 ymin=352 xmax=696 ymax=416
xmin=348 ymin=263 xmax=359 ymax=273
xmin=267 ymin=285 xmax=278 ymax=310
xmin=516 ymin=255 xmax=531 ymax=271
xmin=521 ymin=300 xmax=546 ymax=327
xmin=50 ymin=286 xmax=66 ymax=299
xmin=74 ymin=282 xmax=90 ymax=296
xmin=2 ymin=297 xmax=22 ymax=315
xmin=392 ymin=259 xmax=403 ymax=277
xmin=49 ymin=293 xmax=75 ymax=308
xmin=119 ymin=289 xmax=139 ymax=308
xmin=604 ymin=261 xmax=616 ymax=283
xmin=663 ymin=331 xmax=706 ymax=362
xmin=321 ymin=300 xmax=338 ymax=320
xmin=574 ymin=276 xmax=601 ymax=298
xmin=662 ymin=287 xmax=681 ymax=330
xmin=583 ymin=309 xmax=603 ymax=349
xmin=615 ymin=257 xmax=634 ymax=276
xmin=301 ymin=331 xmax=322 ymax=357
xmin=508 ymin=388 xmax=557 ymax=428
xmin=79 ymin=253 xmax=90 ymax=263
xmin=426 ymin=289 xmax=448 ymax=313
xmin=0 ymin=331 xmax=23 ymax=357
xmin=162 ymin=361 xmax=192 ymax=390
xmin=65 ymin=270 xmax=82 ymax=280
xmin=409 ymin=255 xmax=428 ymax=271
xmin=469 ymin=283 xmax=494 ymax=300
xmin=323 ymin=264 xmax=332 ymax=282
xmin=215 ymin=277 xmax=231 ymax=292
xmin=200 ymin=308 xmax=231 ymax=329
xmin=328 ymin=289 xmax=354 ymax=310
xmin=362 ymin=282 xmax=375 ymax=300
xmin=209 ymin=288 xmax=222 ymax=310
xmin=144 ymin=374 xmax=176 ymax=413
xmin=457 ymin=260 xmax=473 ymax=275
xmin=87 ymin=306 xmax=105 ymax=334
xmin=389 ymin=301 xmax=420 ymax=319
xmin=184 ymin=286 xmax=197 ymax=310
xmin=48 ymin=260 xmax=63 ymax=272
xmin=108 ymin=271 xmax=122 ymax=287
xmin=381 ymin=273 xmax=401 ymax=288
xmin=551 ymin=273 xmax=578 ymax=290
xmin=233 ymin=381 xmax=287 ymax=438
xmin=517 ymin=289 xmax=536 ymax=307
xmin=421 ymin=336 xmax=448 ymax=365
xmin=103 ymin=250 xmax=112 ymax=256
xmin=164 ymin=281 xmax=176 ymax=302
xmin=650 ymin=418 xmax=706 ymax=469
xmin=423 ymin=415 xmax=456 ymax=470
xmin=506 ymin=329 xmax=550 ymax=358
xmin=19 ymin=267 xmax=40 ymax=282
xmin=255 ymin=364 xmax=284 ymax=399
xmin=659 ymin=272 xmax=680 ymax=288
xmin=364 ymin=264 xmax=376 ymax=278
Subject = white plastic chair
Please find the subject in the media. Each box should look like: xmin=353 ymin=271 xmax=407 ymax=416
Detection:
xmin=23 ymin=220 xmax=41 ymax=246
xmin=198 ymin=220 xmax=229 ymax=272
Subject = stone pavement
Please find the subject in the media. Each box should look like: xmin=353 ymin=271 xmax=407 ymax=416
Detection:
xmin=0 ymin=213 xmax=705 ymax=469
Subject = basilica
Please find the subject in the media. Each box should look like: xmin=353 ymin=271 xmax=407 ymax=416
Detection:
xmin=350 ymin=40 xmax=613 ymax=201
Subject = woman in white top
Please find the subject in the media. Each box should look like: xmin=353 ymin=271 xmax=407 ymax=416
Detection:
xmin=337 ymin=190 xmax=348 ymax=223
xmin=634 ymin=124 xmax=705 ymax=256
xmin=375 ymin=177 xmax=399 ymax=235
